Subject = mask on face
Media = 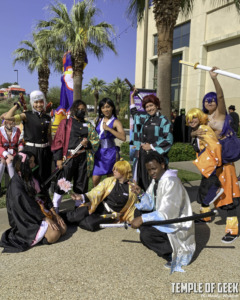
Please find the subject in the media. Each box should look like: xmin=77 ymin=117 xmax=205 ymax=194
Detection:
xmin=75 ymin=109 xmax=85 ymax=120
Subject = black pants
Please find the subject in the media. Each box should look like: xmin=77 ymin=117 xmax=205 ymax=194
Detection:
xmin=55 ymin=152 xmax=88 ymax=195
xmin=64 ymin=203 xmax=116 ymax=232
xmin=135 ymin=209 xmax=172 ymax=257
xmin=137 ymin=148 xmax=151 ymax=191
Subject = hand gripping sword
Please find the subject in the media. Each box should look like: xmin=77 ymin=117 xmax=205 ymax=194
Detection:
xmin=42 ymin=142 xmax=83 ymax=188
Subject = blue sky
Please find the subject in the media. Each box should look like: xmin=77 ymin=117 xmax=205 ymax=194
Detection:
xmin=0 ymin=0 xmax=137 ymax=94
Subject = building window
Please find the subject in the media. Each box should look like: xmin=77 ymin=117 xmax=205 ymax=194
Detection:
xmin=153 ymin=21 xmax=190 ymax=55
xmin=153 ymin=34 xmax=158 ymax=56
xmin=153 ymin=53 xmax=182 ymax=109
xmin=171 ymin=54 xmax=182 ymax=109
xmin=173 ymin=22 xmax=190 ymax=50
xmin=153 ymin=60 xmax=157 ymax=89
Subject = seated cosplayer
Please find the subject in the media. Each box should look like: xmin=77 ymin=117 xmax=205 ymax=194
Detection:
xmin=130 ymin=152 xmax=196 ymax=273
xmin=62 ymin=160 xmax=138 ymax=231
xmin=0 ymin=151 xmax=67 ymax=253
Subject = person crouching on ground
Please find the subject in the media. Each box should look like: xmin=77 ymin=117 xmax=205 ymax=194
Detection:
xmin=62 ymin=160 xmax=138 ymax=232
xmin=0 ymin=151 xmax=66 ymax=253
xmin=130 ymin=152 xmax=195 ymax=273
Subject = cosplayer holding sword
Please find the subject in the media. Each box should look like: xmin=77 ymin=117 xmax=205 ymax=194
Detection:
xmin=130 ymin=152 xmax=196 ymax=274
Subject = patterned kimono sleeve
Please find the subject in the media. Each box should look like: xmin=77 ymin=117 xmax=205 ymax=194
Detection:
xmin=193 ymin=125 xmax=222 ymax=177
xmin=120 ymin=193 xmax=138 ymax=222
xmin=152 ymin=117 xmax=173 ymax=155
xmin=85 ymin=178 xmax=114 ymax=214
xmin=87 ymin=122 xmax=99 ymax=153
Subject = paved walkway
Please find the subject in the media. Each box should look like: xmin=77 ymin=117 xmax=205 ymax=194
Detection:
xmin=0 ymin=162 xmax=240 ymax=299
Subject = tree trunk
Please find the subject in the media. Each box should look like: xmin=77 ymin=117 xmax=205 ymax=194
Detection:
xmin=72 ymin=50 xmax=85 ymax=101
xmin=73 ymin=70 xmax=83 ymax=101
xmin=38 ymin=65 xmax=50 ymax=99
xmin=157 ymin=52 xmax=172 ymax=120
xmin=153 ymin=1 xmax=181 ymax=120
xmin=94 ymin=91 xmax=99 ymax=114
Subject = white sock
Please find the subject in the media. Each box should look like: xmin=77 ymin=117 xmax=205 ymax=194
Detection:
xmin=7 ymin=162 xmax=14 ymax=178
xmin=52 ymin=192 xmax=62 ymax=209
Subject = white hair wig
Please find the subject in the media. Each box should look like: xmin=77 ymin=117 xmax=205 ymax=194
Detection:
xmin=30 ymin=90 xmax=46 ymax=111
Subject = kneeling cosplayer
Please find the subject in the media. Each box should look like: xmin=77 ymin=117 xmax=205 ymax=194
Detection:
xmin=63 ymin=160 xmax=138 ymax=231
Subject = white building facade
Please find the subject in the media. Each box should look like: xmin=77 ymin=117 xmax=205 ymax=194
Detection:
xmin=135 ymin=1 xmax=240 ymax=112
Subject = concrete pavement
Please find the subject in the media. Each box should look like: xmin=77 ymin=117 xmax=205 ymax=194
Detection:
xmin=0 ymin=162 xmax=240 ymax=299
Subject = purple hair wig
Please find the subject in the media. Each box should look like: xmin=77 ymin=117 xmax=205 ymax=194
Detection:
xmin=202 ymin=92 xmax=217 ymax=113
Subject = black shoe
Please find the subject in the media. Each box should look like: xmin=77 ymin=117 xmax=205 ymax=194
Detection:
xmin=164 ymin=261 xmax=172 ymax=269
xmin=221 ymin=233 xmax=238 ymax=243
xmin=41 ymin=237 xmax=50 ymax=245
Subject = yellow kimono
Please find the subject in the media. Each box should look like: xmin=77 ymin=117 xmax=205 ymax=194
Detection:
xmin=193 ymin=124 xmax=222 ymax=178
xmin=82 ymin=177 xmax=138 ymax=222
xmin=193 ymin=125 xmax=240 ymax=207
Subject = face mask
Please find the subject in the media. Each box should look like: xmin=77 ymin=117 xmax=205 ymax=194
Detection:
xmin=75 ymin=109 xmax=85 ymax=120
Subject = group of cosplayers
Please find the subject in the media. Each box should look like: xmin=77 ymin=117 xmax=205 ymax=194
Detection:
xmin=0 ymin=91 xmax=130 ymax=253
xmin=0 ymin=64 xmax=239 ymax=274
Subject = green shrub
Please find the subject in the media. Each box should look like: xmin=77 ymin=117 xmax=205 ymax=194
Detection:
xmin=120 ymin=142 xmax=129 ymax=155
xmin=237 ymin=126 xmax=240 ymax=138
xmin=119 ymin=118 xmax=129 ymax=129
xmin=168 ymin=142 xmax=195 ymax=162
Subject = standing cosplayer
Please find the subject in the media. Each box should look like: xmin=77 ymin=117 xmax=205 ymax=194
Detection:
xmin=0 ymin=120 xmax=24 ymax=195
xmin=193 ymin=67 xmax=240 ymax=243
xmin=130 ymin=152 xmax=195 ymax=273
xmin=0 ymin=151 xmax=66 ymax=253
xmin=3 ymin=91 xmax=53 ymax=186
xmin=51 ymin=100 xmax=99 ymax=213
xmin=92 ymin=98 xmax=126 ymax=187
xmin=130 ymin=89 xmax=173 ymax=191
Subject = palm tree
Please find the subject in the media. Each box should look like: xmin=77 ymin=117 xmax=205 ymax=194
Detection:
xmin=37 ymin=0 xmax=117 ymax=101
xmin=85 ymin=77 xmax=107 ymax=113
xmin=13 ymin=31 xmax=63 ymax=98
xmin=127 ymin=0 xmax=240 ymax=119
xmin=108 ymin=78 xmax=128 ymax=115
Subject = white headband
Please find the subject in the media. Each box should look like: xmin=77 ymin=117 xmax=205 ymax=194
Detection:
xmin=30 ymin=90 xmax=46 ymax=110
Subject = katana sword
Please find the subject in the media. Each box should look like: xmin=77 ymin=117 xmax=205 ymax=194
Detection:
xmin=179 ymin=60 xmax=240 ymax=80
xmin=142 ymin=209 xmax=218 ymax=226
xmin=124 ymin=78 xmax=143 ymax=101
xmin=100 ymin=223 xmax=131 ymax=229
xmin=42 ymin=142 xmax=83 ymax=187
xmin=99 ymin=210 xmax=218 ymax=229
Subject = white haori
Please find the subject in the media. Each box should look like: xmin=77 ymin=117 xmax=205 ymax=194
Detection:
xmin=135 ymin=169 xmax=196 ymax=273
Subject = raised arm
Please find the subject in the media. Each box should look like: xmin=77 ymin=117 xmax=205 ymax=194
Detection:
xmin=3 ymin=104 xmax=26 ymax=122
xmin=210 ymin=67 xmax=226 ymax=117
